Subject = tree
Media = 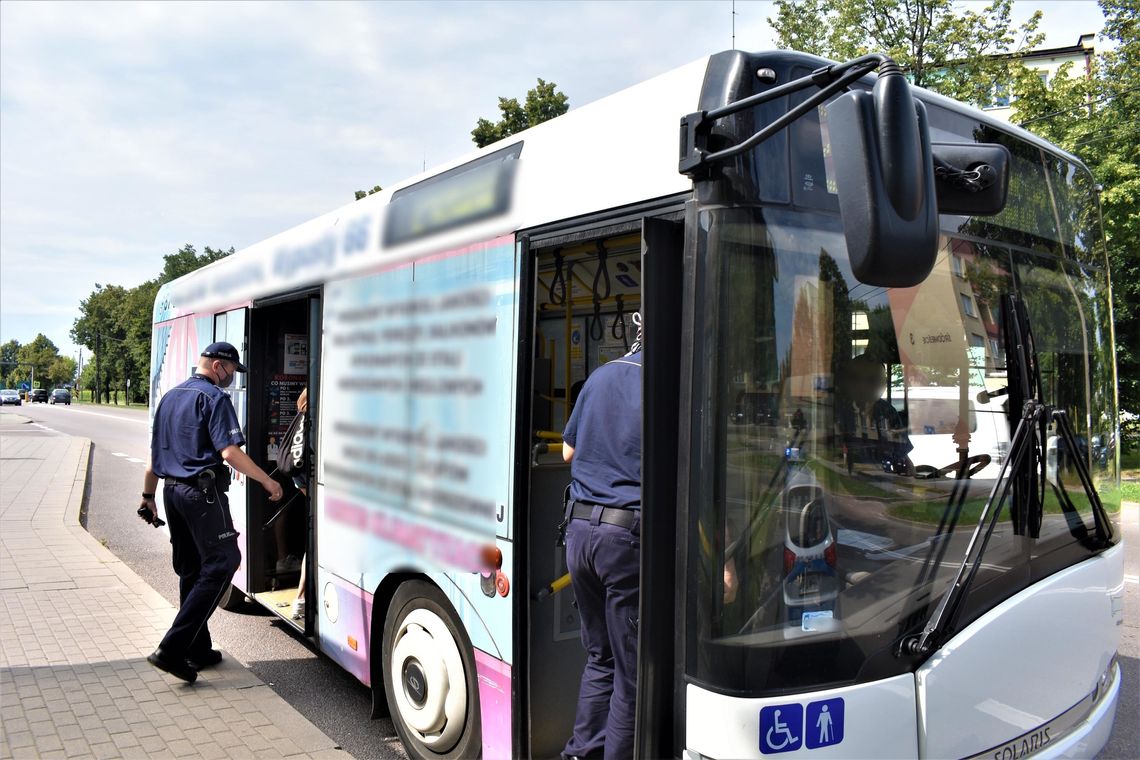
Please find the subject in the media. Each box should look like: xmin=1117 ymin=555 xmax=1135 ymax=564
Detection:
xmin=158 ymin=244 xmax=233 ymax=286
xmin=16 ymin=334 xmax=60 ymax=389
xmin=47 ymin=356 xmax=77 ymax=388
xmin=769 ymin=0 xmax=1043 ymax=106
xmin=471 ymin=78 xmax=569 ymax=148
xmin=1011 ymin=0 xmax=1140 ymax=413
xmin=70 ymin=244 xmax=233 ymax=404
xmin=355 ymin=185 xmax=382 ymax=201
xmin=1 ymin=339 xmax=20 ymax=387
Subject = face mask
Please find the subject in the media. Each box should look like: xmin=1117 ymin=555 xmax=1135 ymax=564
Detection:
xmin=217 ymin=363 xmax=234 ymax=389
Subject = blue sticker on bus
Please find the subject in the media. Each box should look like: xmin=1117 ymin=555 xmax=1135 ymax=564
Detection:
xmin=760 ymin=699 xmax=844 ymax=753
xmin=805 ymin=698 xmax=844 ymax=748
xmin=760 ymin=703 xmax=803 ymax=754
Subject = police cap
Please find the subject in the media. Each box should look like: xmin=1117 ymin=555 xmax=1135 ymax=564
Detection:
xmin=201 ymin=342 xmax=248 ymax=372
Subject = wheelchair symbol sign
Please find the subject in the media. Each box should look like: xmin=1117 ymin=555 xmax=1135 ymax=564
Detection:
xmin=759 ymin=704 xmax=803 ymax=753
xmin=760 ymin=698 xmax=844 ymax=754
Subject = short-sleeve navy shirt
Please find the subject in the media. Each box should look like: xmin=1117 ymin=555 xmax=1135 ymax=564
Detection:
xmin=563 ymin=352 xmax=642 ymax=509
xmin=151 ymin=374 xmax=246 ymax=479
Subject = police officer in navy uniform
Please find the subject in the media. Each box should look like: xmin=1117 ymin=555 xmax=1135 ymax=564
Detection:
xmin=562 ymin=314 xmax=643 ymax=760
xmin=139 ymin=342 xmax=283 ymax=683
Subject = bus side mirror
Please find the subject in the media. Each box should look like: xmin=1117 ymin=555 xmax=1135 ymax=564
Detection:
xmin=932 ymin=142 xmax=1011 ymax=217
xmin=826 ymin=72 xmax=938 ymax=288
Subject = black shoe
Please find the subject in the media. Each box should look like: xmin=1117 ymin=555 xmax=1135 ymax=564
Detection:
xmin=186 ymin=649 xmax=223 ymax=671
xmin=147 ymin=648 xmax=197 ymax=683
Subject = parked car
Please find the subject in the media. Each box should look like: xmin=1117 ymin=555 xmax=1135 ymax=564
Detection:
xmin=29 ymin=388 xmax=49 ymax=403
xmin=1 ymin=389 xmax=21 ymax=406
xmin=48 ymin=389 xmax=72 ymax=405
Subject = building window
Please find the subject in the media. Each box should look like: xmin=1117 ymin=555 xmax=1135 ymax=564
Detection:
xmin=951 ymin=254 xmax=965 ymax=277
xmin=960 ymin=293 xmax=978 ymax=318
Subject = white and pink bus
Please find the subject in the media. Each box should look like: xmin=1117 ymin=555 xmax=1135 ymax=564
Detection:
xmin=150 ymin=48 xmax=1123 ymax=759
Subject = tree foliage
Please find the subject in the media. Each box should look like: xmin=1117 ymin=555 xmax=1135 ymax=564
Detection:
xmin=69 ymin=244 xmax=232 ymax=404
xmin=355 ymin=185 xmax=382 ymax=201
xmin=1010 ymin=0 xmax=1140 ymax=413
xmin=769 ymin=0 xmax=1043 ymax=105
xmin=471 ymin=78 xmax=569 ymax=148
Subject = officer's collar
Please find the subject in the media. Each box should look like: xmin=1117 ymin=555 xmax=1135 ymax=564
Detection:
xmin=191 ymin=373 xmax=217 ymax=386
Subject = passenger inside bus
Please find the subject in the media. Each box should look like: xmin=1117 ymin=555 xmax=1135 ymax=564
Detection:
xmin=839 ymin=353 xmax=913 ymax=476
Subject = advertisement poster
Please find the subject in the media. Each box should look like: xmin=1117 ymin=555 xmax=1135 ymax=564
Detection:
xmin=284 ymin=333 xmax=308 ymax=375
xmin=267 ymin=374 xmax=306 ymax=462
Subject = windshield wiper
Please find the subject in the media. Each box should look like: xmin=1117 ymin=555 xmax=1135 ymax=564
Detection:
xmin=901 ymin=297 xmax=1114 ymax=657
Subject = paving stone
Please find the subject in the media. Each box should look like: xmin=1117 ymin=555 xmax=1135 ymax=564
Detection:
xmin=0 ymin=433 xmax=343 ymax=760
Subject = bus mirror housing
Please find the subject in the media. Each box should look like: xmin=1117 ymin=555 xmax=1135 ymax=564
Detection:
xmin=932 ymin=142 xmax=1011 ymax=216
xmin=826 ymin=70 xmax=938 ymax=288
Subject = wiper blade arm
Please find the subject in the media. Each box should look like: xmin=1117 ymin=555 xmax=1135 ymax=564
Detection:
xmin=902 ymin=401 xmax=1043 ymax=656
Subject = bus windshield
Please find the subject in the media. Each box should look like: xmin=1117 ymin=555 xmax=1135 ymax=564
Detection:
xmin=683 ymin=143 xmax=1120 ymax=694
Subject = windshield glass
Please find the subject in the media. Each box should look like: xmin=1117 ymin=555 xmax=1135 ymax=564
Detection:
xmin=684 ymin=190 xmax=1119 ymax=693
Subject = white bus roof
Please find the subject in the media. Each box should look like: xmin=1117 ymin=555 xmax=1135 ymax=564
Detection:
xmin=156 ymin=56 xmax=710 ymax=321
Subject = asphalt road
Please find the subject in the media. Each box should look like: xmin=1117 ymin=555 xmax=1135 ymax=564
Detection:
xmin=3 ymin=401 xmax=1136 ymax=758
xmin=3 ymin=402 xmax=406 ymax=760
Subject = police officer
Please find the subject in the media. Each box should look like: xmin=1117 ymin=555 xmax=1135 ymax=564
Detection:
xmin=562 ymin=315 xmax=642 ymax=760
xmin=139 ymin=342 xmax=283 ymax=683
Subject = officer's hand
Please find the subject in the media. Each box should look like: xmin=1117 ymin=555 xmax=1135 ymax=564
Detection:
xmin=139 ymin=498 xmax=157 ymax=521
xmin=264 ymin=478 xmax=284 ymax=502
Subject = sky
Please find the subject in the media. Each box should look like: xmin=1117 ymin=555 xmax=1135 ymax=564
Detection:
xmin=0 ymin=0 xmax=1108 ymax=366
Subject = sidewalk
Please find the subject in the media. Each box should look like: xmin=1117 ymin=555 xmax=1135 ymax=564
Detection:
xmin=0 ymin=414 xmax=347 ymax=759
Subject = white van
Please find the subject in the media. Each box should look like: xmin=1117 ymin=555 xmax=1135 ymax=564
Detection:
xmin=901 ymin=385 xmax=1010 ymax=479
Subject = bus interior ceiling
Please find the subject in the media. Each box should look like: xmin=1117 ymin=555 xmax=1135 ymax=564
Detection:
xmin=526 ymin=231 xmax=642 ymax=757
xmin=247 ymin=297 xmax=311 ymax=617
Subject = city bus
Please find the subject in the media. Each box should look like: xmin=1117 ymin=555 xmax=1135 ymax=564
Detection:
xmin=148 ymin=48 xmax=1124 ymax=759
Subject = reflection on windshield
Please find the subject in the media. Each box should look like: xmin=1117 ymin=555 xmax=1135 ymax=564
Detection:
xmin=687 ymin=204 xmax=1118 ymax=694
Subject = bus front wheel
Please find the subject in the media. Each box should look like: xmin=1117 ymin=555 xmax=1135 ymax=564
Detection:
xmin=382 ymin=580 xmax=481 ymax=759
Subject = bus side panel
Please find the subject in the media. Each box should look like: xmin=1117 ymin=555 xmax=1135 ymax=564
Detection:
xmin=315 ymin=235 xmax=520 ymax=749
xmin=150 ymin=314 xmax=251 ymax=594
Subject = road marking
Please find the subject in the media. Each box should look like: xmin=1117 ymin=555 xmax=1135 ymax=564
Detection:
xmin=1125 ymin=575 xmax=1139 ymax=585
xmin=111 ymin=452 xmax=146 ymax=464
xmin=45 ymin=407 xmax=149 ymax=425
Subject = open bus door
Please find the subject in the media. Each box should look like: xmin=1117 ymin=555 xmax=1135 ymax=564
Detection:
xmin=521 ymin=211 xmax=685 ymax=758
xmin=239 ymin=290 xmax=321 ymax=631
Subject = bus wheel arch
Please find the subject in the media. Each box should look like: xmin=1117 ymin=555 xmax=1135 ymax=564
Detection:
xmin=378 ymin=577 xmax=482 ymax=759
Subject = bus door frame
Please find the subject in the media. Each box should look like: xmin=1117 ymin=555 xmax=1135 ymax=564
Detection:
xmin=513 ymin=202 xmax=688 ymax=757
xmin=247 ymin=287 xmax=322 ymax=635
xmin=636 ymin=213 xmax=687 ymax=759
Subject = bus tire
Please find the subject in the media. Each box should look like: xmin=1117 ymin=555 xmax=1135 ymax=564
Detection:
xmin=382 ymin=580 xmax=481 ymax=759
xmin=217 ymin=582 xmax=245 ymax=611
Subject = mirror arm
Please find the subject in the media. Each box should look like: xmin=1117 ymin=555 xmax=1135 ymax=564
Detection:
xmin=680 ymin=54 xmax=889 ymax=177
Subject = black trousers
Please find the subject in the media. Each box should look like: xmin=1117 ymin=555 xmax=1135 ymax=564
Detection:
xmin=158 ymin=482 xmax=241 ymax=657
xmin=563 ymin=506 xmax=641 ymax=760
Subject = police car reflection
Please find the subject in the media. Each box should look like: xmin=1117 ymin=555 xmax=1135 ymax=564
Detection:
xmin=781 ymin=468 xmax=840 ymax=636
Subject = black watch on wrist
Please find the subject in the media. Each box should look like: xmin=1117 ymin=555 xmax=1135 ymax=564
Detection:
xmin=142 ymin=493 xmax=155 ymax=500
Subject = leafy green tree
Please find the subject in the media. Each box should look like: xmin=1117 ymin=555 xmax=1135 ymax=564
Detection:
xmin=1011 ymin=0 xmax=1139 ymax=413
xmin=158 ymin=244 xmax=233 ymax=286
xmin=71 ymin=245 xmax=232 ymax=404
xmin=71 ymin=284 xmax=128 ymax=403
xmin=47 ymin=356 xmax=77 ymax=388
xmin=355 ymin=185 xmax=382 ymax=201
xmin=769 ymin=0 xmax=1043 ymax=105
xmin=471 ymin=78 xmax=569 ymax=148
xmin=16 ymin=334 xmax=60 ymax=389
xmin=1 ymin=339 xmax=20 ymax=387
